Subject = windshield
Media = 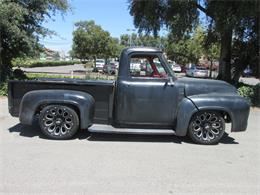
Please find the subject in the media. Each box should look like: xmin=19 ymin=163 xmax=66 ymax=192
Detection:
xmin=129 ymin=54 xmax=172 ymax=78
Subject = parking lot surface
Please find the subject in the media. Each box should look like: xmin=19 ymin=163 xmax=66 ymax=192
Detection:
xmin=0 ymin=97 xmax=259 ymax=194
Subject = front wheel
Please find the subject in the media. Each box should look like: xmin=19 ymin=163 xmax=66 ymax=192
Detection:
xmin=39 ymin=105 xmax=79 ymax=140
xmin=188 ymin=111 xmax=225 ymax=145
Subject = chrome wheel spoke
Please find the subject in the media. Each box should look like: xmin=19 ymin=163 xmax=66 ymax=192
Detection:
xmin=202 ymin=131 xmax=207 ymax=140
xmin=48 ymin=125 xmax=56 ymax=133
xmin=200 ymin=114 xmax=206 ymax=121
xmin=193 ymin=125 xmax=201 ymax=132
xmin=64 ymin=123 xmax=72 ymax=130
xmin=210 ymin=116 xmax=218 ymax=123
xmin=205 ymin=113 xmax=212 ymax=121
xmin=195 ymin=130 xmax=202 ymax=137
xmin=50 ymin=108 xmax=57 ymax=116
xmin=211 ymin=128 xmax=219 ymax=135
xmin=44 ymin=121 xmax=53 ymax=127
xmin=212 ymin=122 xmax=220 ymax=129
xmin=61 ymin=126 xmax=67 ymax=135
xmin=54 ymin=126 xmax=61 ymax=135
xmin=208 ymin=131 xmax=215 ymax=140
xmin=65 ymin=117 xmax=72 ymax=124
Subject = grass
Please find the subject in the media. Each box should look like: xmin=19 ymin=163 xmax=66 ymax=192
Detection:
xmin=26 ymin=73 xmax=83 ymax=79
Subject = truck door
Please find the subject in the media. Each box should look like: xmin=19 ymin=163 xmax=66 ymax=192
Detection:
xmin=114 ymin=53 xmax=179 ymax=127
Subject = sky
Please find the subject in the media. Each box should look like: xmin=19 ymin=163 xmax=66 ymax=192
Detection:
xmin=40 ymin=0 xmax=136 ymax=54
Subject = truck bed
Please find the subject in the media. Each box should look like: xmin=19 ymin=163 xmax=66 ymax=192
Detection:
xmin=8 ymin=78 xmax=115 ymax=124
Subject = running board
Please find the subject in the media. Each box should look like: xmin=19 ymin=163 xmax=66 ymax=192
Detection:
xmin=88 ymin=124 xmax=176 ymax=135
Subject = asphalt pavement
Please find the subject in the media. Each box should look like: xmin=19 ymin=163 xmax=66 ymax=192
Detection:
xmin=0 ymin=97 xmax=259 ymax=195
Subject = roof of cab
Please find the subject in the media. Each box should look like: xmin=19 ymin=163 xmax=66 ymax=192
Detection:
xmin=122 ymin=47 xmax=162 ymax=55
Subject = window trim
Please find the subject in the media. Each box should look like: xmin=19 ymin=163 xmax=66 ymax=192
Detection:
xmin=127 ymin=52 xmax=173 ymax=81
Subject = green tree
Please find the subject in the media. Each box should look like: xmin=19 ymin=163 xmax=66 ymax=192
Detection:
xmin=120 ymin=34 xmax=129 ymax=47
xmin=166 ymin=26 xmax=204 ymax=65
xmin=129 ymin=0 xmax=259 ymax=83
xmin=166 ymin=35 xmax=193 ymax=65
xmin=166 ymin=25 xmax=220 ymax=76
xmin=206 ymin=0 xmax=259 ymax=82
xmin=0 ymin=0 xmax=70 ymax=82
xmin=72 ymin=20 xmax=115 ymax=65
xmin=120 ymin=33 xmax=166 ymax=49
xmin=103 ymin=37 xmax=122 ymax=60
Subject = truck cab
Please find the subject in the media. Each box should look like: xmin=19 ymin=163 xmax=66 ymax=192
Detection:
xmin=114 ymin=47 xmax=179 ymax=127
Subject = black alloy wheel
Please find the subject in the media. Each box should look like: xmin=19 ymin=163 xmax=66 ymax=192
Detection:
xmin=39 ymin=105 xmax=79 ymax=140
xmin=188 ymin=111 xmax=225 ymax=145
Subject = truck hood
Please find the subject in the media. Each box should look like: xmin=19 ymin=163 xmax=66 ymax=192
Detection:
xmin=177 ymin=77 xmax=237 ymax=97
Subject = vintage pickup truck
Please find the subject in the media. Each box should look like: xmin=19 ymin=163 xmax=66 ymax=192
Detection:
xmin=8 ymin=47 xmax=250 ymax=144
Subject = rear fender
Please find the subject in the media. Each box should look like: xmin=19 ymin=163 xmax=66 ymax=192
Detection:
xmin=20 ymin=90 xmax=95 ymax=129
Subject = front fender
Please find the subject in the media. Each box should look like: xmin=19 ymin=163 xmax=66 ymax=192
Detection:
xmin=20 ymin=90 xmax=95 ymax=129
xmin=188 ymin=94 xmax=250 ymax=132
xmin=175 ymin=98 xmax=198 ymax=136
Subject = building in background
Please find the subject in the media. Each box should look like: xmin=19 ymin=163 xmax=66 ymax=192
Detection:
xmin=40 ymin=48 xmax=61 ymax=61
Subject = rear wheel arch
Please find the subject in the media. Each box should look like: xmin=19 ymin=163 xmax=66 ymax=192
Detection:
xmin=19 ymin=90 xmax=95 ymax=129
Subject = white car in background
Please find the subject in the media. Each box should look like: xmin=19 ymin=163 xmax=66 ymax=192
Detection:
xmin=186 ymin=65 xmax=208 ymax=78
xmin=130 ymin=62 xmax=141 ymax=75
xmin=172 ymin=64 xmax=182 ymax=73
xmin=95 ymin=59 xmax=105 ymax=72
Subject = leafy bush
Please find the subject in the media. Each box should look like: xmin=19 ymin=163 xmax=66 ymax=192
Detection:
xmin=12 ymin=58 xmax=80 ymax=68
xmin=237 ymin=86 xmax=254 ymax=105
xmin=0 ymin=83 xmax=8 ymax=96
xmin=84 ymin=62 xmax=94 ymax=68
xmin=237 ymin=84 xmax=258 ymax=106
xmin=26 ymin=73 xmax=82 ymax=79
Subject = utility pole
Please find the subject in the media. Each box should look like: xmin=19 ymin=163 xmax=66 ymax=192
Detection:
xmin=126 ymin=29 xmax=135 ymax=47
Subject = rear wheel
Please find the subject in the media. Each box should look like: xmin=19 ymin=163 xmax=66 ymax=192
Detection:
xmin=188 ymin=111 xmax=225 ymax=145
xmin=39 ymin=105 xmax=79 ymax=140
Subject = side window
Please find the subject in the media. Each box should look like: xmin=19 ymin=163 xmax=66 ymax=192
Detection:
xmin=129 ymin=55 xmax=167 ymax=78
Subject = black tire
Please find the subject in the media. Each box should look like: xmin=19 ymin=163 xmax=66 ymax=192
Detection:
xmin=39 ymin=105 xmax=79 ymax=140
xmin=188 ymin=111 xmax=225 ymax=145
